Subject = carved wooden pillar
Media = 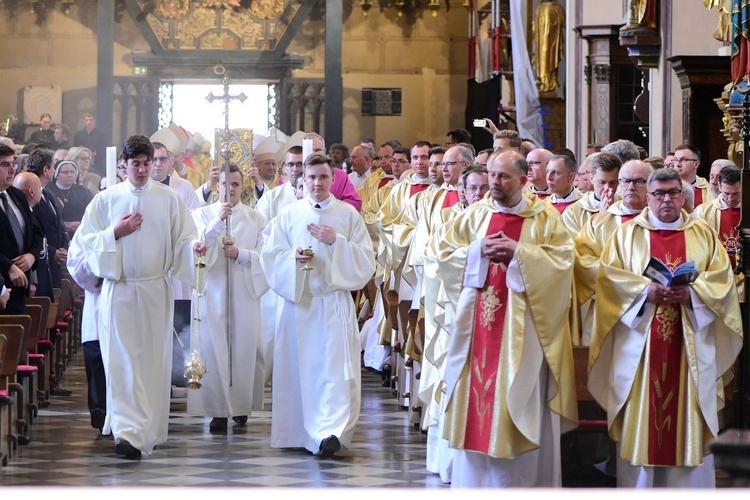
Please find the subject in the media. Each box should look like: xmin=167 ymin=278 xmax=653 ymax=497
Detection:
xmin=576 ymin=25 xmax=625 ymax=146
xmin=668 ymin=56 xmax=730 ymax=166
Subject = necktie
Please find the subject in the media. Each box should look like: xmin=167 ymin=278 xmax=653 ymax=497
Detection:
xmin=1 ymin=192 xmax=24 ymax=249
xmin=315 ymin=203 xmax=321 ymax=209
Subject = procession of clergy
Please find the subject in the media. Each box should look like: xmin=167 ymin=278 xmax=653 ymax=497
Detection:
xmin=67 ymin=123 xmax=743 ymax=489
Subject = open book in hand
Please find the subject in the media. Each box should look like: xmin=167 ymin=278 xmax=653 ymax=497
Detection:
xmin=643 ymin=257 xmax=700 ymax=287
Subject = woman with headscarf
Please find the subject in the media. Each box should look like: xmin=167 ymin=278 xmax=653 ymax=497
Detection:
xmin=46 ymin=159 xmax=94 ymax=237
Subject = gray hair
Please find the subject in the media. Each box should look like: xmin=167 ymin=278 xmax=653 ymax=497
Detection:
xmin=682 ymin=180 xmax=694 ymax=211
xmin=711 ymin=158 xmax=737 ymax=169
xmin=601 ymin=139 xmax=640 ymax=163
xmin=303 ymin=132 xmax=325 ymax=149
xmin=647 ymin=167 xmax=682 ymax=190
xmin=454 ymin=144 xmax=475 ymax=164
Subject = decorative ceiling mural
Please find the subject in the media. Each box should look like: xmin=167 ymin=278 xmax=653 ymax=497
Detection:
xmin=136 ymin=0 xmax=301 ymax=51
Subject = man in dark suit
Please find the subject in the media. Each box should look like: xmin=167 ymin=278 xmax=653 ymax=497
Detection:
xmin=0 ymin=143 xmax=43 ymax=315
xmin=24 ymin=149 xmax=69 ymax=299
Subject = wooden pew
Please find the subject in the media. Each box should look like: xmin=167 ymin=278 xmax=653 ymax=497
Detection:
xmin=572 ymin=345 xmax=608 ymax=430
xmin=26 ymin=296 xmax=51 ymax=405
xmin=0 ymin=324 xmax=24 ymax=465
xmin=17 ymin=303 xmax=43 ymax=428
xmin=0 ymin=315 xmax=33 ymax=442
xmin=0 ymin=333 xmax=7 ymax=468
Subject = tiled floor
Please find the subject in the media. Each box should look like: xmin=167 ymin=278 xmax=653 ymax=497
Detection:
xmin=1 ymin=353 xmax=740 ymax=489
xmin=0 ymin=355 xmax=447 ymax=487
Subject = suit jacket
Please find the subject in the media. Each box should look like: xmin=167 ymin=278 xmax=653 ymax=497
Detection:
xmin=33 ymin=187 xmax=69 ymax=298
xmin=0 ymin=186 xmax=43 ymax=313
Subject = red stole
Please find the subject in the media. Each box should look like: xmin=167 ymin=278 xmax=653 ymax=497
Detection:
xmin=409 ymin=183 xmax=430 ymax=198
xmin=464 ymin=212 xmax=525 ymax=454
xmin=647 ymin=230 xmax=686 ymax=466
xmin=378 ymin=177 xmax=391 ymax=188
xmin=552 ymin=201 xmax=575 ymax=213
xmin=620 ymin=213 xmax=639 ymax=224
xmin=692 ymin=186 xmax=703 ymax=206
xmin=719 ymin=207 xmax=741 ymax=270
xmin=442 ymin=189 xmax=460 ymax=209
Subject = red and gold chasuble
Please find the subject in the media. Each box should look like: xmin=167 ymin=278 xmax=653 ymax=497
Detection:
xmin=621 ymin=213 xmax=639 ymax=224
xmin=409 ymin=183 xmax=430 ymax=198
xmin=378 ymin=177 xmax=391 ymax=188
xmin=719 ymin=207 xmax=740 ymax=270
xmin=692 ymin=186 xmax=703 ymax=207
xmin=463 ymin=212 xmax=525 ymax=454
xmin=552 ymin=201 xmax=575 ymax=214
xmin=647 ymin=230 xmax=686 ymax=466
xmin=442 ymin=189 xmax=460 ymax=209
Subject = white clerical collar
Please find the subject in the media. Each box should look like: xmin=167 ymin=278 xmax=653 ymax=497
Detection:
xmin=414 ymin=175 xmax=430 ymax=184
xmin=648 ymin=209 xmax=682 ymax=230
xmin=493 ymin=196 xmax=527 ymax=214
xmin=529 ymin=184 xmax=550 ymax=194
xmin=308 ymin=195 xmax=332 ymax=209
xmin=127 ymin=179 xmax=151 ymax=191
xmin=444 ymin=183 xmax=459 ymax=191
xmin=551 ymin=189 xmax=577 ymax=203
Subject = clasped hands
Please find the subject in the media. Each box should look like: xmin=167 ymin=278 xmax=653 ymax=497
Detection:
xmin=481 ymin=231 xmax=517 ymax=264
xmin=647 ymin=283 xmax=691 ymax=306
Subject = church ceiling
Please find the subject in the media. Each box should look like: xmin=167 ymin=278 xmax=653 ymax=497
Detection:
xmin=133 ymin=0 xmax=302 ymax=51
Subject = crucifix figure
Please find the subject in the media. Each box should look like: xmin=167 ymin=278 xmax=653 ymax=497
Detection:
xmin=206 ymin=70 xmax=247 ymax=386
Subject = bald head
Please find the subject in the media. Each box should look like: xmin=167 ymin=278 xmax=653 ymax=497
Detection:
xmin=525 ymin=148 xmax=553 ymax=190
xmin=13 ymin=172 xmax=43 ymax=207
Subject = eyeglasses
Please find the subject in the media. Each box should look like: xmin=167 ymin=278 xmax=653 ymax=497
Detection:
xmin=58 ymin=170 xmax=77 ymax=175
xmin=153 ymin=156 xmax=170 ymax=164
xmin=394 ymin=158 xmax=410 ymax=164
xmin=443 ymin=161 xmax=462 ymax=168
xmin=77 ymin=156 xmax=92 ymax=162
xmin=527 ymin=161 xmax=547 ymax=167
xmin=284 ymin=162 xmax=304 ymax=169
xmin=117 ymin=165 xmax=127 ymax=171
xmin=619 ymin=178 xmax=647 ymax=187
xmin=674 ymin=158 xmax=698 ymax=164
xmin=466 ymin=184 xmax=489 ymax=193
xmin=649 ymin=189 xmax=683 ymax=200
xmin=0 ymin=161 xmax=15 ymax=169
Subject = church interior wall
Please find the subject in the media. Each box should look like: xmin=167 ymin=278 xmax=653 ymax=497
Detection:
xmin=0 ymin=4 xmax=149 ymax=135
xmin=288 ymin=6 xmax=468 ymax=148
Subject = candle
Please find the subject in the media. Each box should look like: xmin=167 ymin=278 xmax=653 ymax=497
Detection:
xmin=106 ymin=146 xmax=117 ymax=189
xmin=302 ymin=139 xmax=313 ymax=163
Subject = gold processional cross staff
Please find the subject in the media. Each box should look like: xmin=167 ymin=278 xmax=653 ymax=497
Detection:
xmin=206 ymin=69 xmax=248 ymax=387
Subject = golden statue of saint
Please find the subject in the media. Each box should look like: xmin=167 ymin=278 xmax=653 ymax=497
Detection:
xmin=533 ymin=0 xmax=565 ymax=93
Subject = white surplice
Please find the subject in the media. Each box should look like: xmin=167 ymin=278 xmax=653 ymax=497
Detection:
xmin=78 ymin=180 xmax=198 ymax=454
xmin=255 ymin=181 xmax=298 ymax=385
xmin=187 ymin=202 xmax=269 ymax=418
xmin=261 ymin=196 xmax=375 ymax=453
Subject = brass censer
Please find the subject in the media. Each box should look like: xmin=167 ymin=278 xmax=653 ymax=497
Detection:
xmin=185 ymin=254 xmax=208 ymax=389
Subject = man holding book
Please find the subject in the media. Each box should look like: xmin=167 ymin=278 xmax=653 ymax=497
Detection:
xmin=588 ymin=167 xmax=742 ymax=488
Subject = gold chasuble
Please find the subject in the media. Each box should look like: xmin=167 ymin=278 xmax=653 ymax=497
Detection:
xmin=574 ymin=202 xmax=641 ymax=307
xmin=589 ymin=209 xmax=742 ymax=468
xmin=436 ymin=195 xmax=578 ymax=459
xmin=561 ymin=191 xmax=600 ymax=237
xmin=691 ymin=176 xmax=711 ymax=206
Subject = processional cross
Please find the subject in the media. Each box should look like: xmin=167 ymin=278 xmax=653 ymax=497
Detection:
xmin=206 ymin=70 xmax=247 ymax=387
